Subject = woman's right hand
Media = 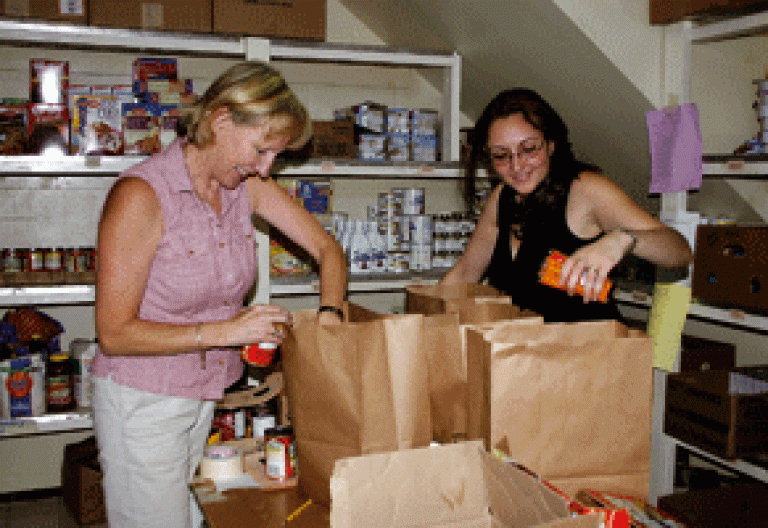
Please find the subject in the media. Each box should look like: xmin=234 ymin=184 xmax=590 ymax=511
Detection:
xmin=229 ymin=304 xmax=292 ymax=345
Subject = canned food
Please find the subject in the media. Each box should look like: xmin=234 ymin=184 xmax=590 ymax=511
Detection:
xmin=44 ymin=247 xmax=63 ymax=271
xmin=402 ymin=187 xmax=425 ymax=215
xmin=265 ymin=425 xmax=296 ymax=480
xmin=27 ymin=248 xmax=44 ymax=272
xmin=2 ymin=248 xmax=23 ymax=273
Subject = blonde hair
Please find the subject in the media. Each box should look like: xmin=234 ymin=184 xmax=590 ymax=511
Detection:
xmin=182 ymin=61 xmax=310 ymax=149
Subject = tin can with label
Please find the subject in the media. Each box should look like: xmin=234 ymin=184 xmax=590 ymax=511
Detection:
xmin=402 ymin=187 xmax=425 ymax=215
xmin=265 ymin=425 xmax=296 ymax=480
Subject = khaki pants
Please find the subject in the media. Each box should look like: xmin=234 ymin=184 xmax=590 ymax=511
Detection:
xmin=92 ymin=375 xmax=215 ymax=528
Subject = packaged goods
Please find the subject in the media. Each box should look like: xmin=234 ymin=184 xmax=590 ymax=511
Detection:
xmin=46 ymin=352 xmax=75 ymax=413
xmin=70 ymin=339 xmax=97 ymax=408
xmin=132 ymin=58 xmax=178 ymax=95
xmin=386 ymin=107 xmax=410 ymax=135
xmin=122 ymin=103 xmax=161 ymax=155
xmin=358 ymin=134 xmax=386 ymax=161
xmin=29 ymin=59 xmax=69 ymax=105
xmin=310 ymin=120 xmax=355 ymax=159
xmin=89 ymin=0 xmax=211 ymax=32
xmin=299 ymin=180 xmax=332 ymax=214
xmin=539 ymin=250 xmax=611 ymax=303
xmin=158 ymin=105 xmax=182 ymax=149
xmin=72 ymin=93 xmax=132 ymax=155
xmin=27 ymin=103 xmax=69 ymax=155
xmin=212 ymin=0 xmax=326 ymax=41
xmin=0 ymin=104 xmax=28 ymax=154
xmin=265 ymin=425 xmax=296 ymax=480
xmin=386 ymin=132 xmax=410 ymax=161
xmin=410 ymin=108 xmax=440 ymax=136
xmin=1 ymin=354 xmax=45 ymax=418
xmin=411 ymin=133 xmax=438 ymax=162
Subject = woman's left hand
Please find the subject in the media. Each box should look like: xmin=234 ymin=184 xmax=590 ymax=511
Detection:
xmin=558 ymin=231 xmax=632 ymax=303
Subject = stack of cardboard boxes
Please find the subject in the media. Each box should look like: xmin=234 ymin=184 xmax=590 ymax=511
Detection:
xmin=1 ymin=0 xmax=327 ymax=41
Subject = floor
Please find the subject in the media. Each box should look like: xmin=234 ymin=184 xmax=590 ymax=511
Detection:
xmin=0 ymin=490 xmax=106 ymax=528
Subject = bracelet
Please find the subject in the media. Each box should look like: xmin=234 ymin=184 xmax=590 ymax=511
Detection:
xmin=318 ymin=305 xmax=344 ymax=318
xmin=620 ymin=229 xmax=638 ymax=256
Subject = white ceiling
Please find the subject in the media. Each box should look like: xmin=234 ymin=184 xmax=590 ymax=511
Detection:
xmin=340 ymin=0 xmax=659 ymax=210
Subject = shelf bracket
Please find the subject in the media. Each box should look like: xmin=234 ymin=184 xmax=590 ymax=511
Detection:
xmin=244 ymin=37 xmax=270 ymax=62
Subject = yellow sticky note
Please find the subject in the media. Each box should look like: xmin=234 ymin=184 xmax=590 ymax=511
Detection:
xmin=646 ymin=282 xmax=692 ymax=371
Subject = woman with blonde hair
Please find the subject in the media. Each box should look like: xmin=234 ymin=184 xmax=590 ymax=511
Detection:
xmin=92 ymin=61 xmax=347 ymax=527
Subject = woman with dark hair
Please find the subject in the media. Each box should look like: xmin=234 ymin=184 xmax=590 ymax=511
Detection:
xmin=440 ymin=89 xmax=692 ymax=322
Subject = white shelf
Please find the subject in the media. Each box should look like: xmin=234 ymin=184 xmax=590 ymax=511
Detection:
xmin=673 ymin=437 xmax=768 ymax=484
xmin=0 ymin=156 xmax=464 ymax=179
xmin=0 ymin=275 xmax=444 ymax=305
xmin=614 ymin=288 xmax=768 ymax=333
xmin=0 ymin=285 xmax=95 ymax=305
xmin=702 ymin=156 xmax=768 ymax=179
xmin=0 ymin=411 xmax=93 ymax=438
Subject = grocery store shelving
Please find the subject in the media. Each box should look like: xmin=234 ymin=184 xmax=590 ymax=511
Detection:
xmin=0 ymin=410 xmax=93 ymax=438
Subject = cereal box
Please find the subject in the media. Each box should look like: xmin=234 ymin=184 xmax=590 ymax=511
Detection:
xmin=122 ymin=103 xmax=161 ymax=155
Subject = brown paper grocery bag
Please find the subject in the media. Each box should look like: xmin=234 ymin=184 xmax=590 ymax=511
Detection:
xmin=466 ymin=320 xmax=653 ymax=499
xmin=405 ymin=282 xmax=503 ymax=318
xmin=425 ymin=315 xmax=543 ymax=444
xmin=281 ymin=311 xmax=432 ymax=507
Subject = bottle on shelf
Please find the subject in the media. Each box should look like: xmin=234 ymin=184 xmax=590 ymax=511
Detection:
xmin=46 ymin=351 xmax=76 ymax=413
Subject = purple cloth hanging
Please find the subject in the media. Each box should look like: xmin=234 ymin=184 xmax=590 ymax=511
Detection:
xmin=646 ymin=102 xmax=703 ymax=193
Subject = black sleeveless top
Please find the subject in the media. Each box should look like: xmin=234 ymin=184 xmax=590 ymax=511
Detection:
xmin=486 ymin=182 xmax=622 ymax=322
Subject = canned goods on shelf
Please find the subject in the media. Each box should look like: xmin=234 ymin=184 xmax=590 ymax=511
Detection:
xmin=44 ymin=247 xmax=63 ymax=271
xmin=27 ymin=248 xmax=44 ymax=272
xmin=2 ymin=248 xmax=23 ymax=273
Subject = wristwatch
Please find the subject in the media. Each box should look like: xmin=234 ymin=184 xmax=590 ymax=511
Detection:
xmin=318 ymin=305 xmax=344 ymax=318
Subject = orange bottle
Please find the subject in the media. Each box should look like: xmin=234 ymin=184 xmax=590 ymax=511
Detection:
xmin=539 ymin=250 xmax=611 ymax=303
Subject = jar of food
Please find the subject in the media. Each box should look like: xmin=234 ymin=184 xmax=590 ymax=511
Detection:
xmin=2 ymin=248 xmax=23 ymax=273
xmin=46 ymin=352 xmax=76 ymax=413
xmin=27 ymin=248 xmax=44 ymax=272
xmin=264 ymin=425 xmax=296 ymax=480
xmin=44 ymin=247 xmax=63 ymax=271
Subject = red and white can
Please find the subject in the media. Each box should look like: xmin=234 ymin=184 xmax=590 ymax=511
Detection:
xmin=264 ymin=426 xmax=296 ymax=480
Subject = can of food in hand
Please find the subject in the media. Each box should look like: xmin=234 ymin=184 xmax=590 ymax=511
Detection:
xmin=538 ymin=250 xmax=611 ymax=302
xmin=241 ymin=342 xmax=278 ymax=366
xmin=264 ymin=425 xmax=296 ymax=480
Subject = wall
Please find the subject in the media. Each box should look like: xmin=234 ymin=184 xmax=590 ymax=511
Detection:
xmin=553 ymin=0 xmax=664 ymax=108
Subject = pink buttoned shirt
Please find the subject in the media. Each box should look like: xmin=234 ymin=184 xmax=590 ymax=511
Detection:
xmin=92 ymin=139 xmax=256 ymax=400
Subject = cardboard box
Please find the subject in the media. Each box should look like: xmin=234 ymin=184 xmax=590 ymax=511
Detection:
xmin=665 ymin=367 xmax=768 ymax=459
xmin=212 ymin=0 xmax=325 ymax=41
xmin=680 ymin=334 xmax=735 ymax=372
xmin=3 ymin=0 xmax=88 ymax=24
xmin=311 ymin=120 xmax=355 ymax=159
xmin=62 ymin=436 xmax=107 ymax=526
xmin=657 ymin=483 xmax=768 ymax=528
xmin=330 ymin=442 xmax=603 ymax=528
xmin=650 ymin=0 xmax=765 ymax=25
xmin=692 ymin=224 xmax=768 ymax=314
xmin=89 ymin=0 xmax=211 ymax=33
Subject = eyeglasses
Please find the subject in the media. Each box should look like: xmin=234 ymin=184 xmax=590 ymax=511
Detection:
xmin=483 ymin=138 xmax=546 ymax=166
